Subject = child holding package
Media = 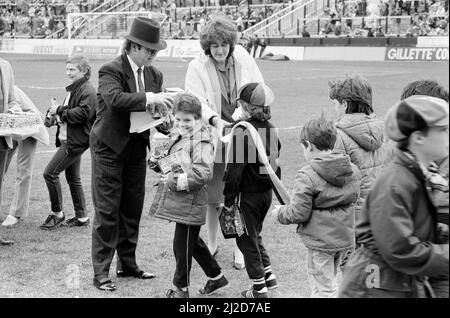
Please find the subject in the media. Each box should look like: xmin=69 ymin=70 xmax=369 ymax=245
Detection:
xmin=223 ymin=82 xmax=282 ymax=298
xmin=151 ymin=92 xmax=229 ymax=298
xmin=271 ymin=115 xmax=361 ymax=298
xmin=339 ymin=96 xmax=449 ymax=298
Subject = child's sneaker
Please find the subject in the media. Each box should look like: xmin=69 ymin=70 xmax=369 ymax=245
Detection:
xmin=265 ymin=274 xmax=279 ymax=290
xmin=166 ymin=287 xmax=189 ymax=298
xmin=241 ymin=287 xmax=268 ymax=298
xmin=199 ymin=276 xmax=229 ymax=295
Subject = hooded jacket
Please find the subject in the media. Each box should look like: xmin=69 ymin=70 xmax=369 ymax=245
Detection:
xmin=152 ymin=125 xmax=214 ymax=226
xmin=339 ymin=151 xmax=449 ymax=297
xmin=277 ymin=152 xmax=362 ymax=252
xmin=334 ymin=113 xmax=394 ymax=216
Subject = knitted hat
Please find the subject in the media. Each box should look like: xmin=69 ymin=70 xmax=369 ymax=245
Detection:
xmin=385 ymin=95 xmax=449 ymax=141
xmin=237 ymin=82 xmax=275 ymax=107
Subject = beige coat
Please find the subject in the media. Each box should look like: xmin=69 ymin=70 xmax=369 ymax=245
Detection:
xmin=0 ymin=58 xmax=19 ymax=148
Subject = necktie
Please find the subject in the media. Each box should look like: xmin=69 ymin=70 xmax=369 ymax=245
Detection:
xmin=137 ymin=67 xmax=144 ymax=92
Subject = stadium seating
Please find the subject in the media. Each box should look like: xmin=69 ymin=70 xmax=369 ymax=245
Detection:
xmin=0 ymin=0 xmax=447 ymax=38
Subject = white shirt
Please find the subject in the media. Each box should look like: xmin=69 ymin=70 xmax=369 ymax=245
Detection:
xmin=126 ymin=54 xmax=145 ymax=93
xmin=126 ymin=54 xmax=158 ymax=107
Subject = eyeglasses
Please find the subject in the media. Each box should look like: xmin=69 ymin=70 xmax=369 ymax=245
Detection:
xmin=144 ymin=47 xmax=158 ymax=55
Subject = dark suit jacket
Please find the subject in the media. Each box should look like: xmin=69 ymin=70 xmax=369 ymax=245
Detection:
xmin=91 ymin=53 xmax=163 ymax=154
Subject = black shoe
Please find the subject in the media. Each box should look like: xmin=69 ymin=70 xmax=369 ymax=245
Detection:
xmin=62 ymin=217 xmax=89 ymax=227
xmin=199 ymin=276 xmax=229 ymax=295
xmin=116 ymin=269 xmax=156 ymax=279
xmin=93 ymin=277 xmax=116 ymax=292
xmin=39 ymin=214 xmax=65 ymax=230
xmin=0 ymin=237 xmax=14 ymax=246
xmin=166 ymin=287 xmax=189 ymax=298
xmin=241 ymin=287 xmax=269 ymax=298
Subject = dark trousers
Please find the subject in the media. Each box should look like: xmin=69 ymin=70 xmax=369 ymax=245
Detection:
xmin=236 ymin=190 xmax=272 ymax=280
xmin=0 ymin=138 xmax=18 ymax=206
xmin=43 ymin=142 xmax=86 ymax=218
xmin=173 ymin=223 xmax=221 ymax=289
xmin=90 ymin=133 xmax=147 ymax=280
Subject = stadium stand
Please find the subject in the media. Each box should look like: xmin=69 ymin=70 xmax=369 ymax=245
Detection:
xmin=0 ymin=0 xmax=448 ymax=38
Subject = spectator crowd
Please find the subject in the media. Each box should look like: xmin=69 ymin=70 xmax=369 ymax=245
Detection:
xmin=0 ymin=0 xmax=448 ymax=39
xmin=319 ymin=0 xmax=448 ymax=37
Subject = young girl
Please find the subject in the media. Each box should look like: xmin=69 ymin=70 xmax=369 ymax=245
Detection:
xmin=152 ymin=92 xmax=228 ymax=298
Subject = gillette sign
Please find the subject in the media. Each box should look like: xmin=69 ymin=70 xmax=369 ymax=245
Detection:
xmin=385 ymin=47 xmax=449 ymax=61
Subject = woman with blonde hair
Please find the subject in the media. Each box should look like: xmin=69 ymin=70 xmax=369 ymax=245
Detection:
xmin=185 ymin=16 xmax=265 ymax=270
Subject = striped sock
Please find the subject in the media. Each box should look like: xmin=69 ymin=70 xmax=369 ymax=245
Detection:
xmin=211 ymin=273 xmax=223 ymax=281
xmin=264 ymin=266 xmax=272 ymax=280
xmin=252 ymin=277 xmax=267 ymax=292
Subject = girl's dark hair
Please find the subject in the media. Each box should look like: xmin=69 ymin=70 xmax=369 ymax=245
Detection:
xmin=241 ymin=101 xmax=271 ymax=122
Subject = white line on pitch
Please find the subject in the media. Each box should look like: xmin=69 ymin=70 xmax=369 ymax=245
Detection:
xmin=22 ymin=86 xmax=63 ymax=90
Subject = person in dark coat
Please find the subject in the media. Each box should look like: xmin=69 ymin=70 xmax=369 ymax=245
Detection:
xmin=339 ymin=95 xmax=449 ymax=298
xmin=40 ymin=54 xmax=96 ymax=230
xmin=90 ymin=17 xmax=174 ymax=291
xmin=223 ymin=82 xmax=281 ymax=298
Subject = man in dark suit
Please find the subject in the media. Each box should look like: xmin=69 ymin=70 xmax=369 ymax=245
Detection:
xmin=90 ymin=17 xmax=174 ymax=291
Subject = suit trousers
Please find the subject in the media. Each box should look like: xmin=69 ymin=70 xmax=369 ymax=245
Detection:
xmin=90 ymin=132 xmax=147 ymax=280
xmin=0 ymin=137 xmax=18 ymax=210
xmin=9 ymin=137 xmax=37 ymax=218
xmin=173 ymin=223 xmax=222 ymax=288
xmin=235 ymin=190 xmax=272 ymax=280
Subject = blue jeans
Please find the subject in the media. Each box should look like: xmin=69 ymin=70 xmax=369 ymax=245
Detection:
xmin=43 ymin=142 xmax=86 ymax=218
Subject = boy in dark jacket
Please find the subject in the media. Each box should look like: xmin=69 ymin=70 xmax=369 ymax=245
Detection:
xmin=339 ymin=95 xmax=449 ymax=298
xmin=272 ymin=115 xmax=361 ymax=298
xmin=223 ymin=82 xmax=281 ymax=298
xmin=151 ymin=93 xmax=228 ymax=298
xmin=399 ymin=79 xmax=449 ymax=297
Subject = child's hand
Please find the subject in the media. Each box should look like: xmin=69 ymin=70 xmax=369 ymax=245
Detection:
xmin=270 ymin=205 xmax=282 ymax=223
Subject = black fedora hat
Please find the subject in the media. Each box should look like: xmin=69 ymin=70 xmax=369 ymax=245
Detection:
xmin=124 ymin=17 xmax=167 ymax=50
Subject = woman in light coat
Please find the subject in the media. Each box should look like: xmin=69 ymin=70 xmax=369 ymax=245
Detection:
xmin=185 ymin=16 xmax=264 ymax=269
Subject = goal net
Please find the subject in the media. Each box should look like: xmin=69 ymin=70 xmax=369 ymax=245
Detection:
xmin=67 ymin=11 xmax=167 ymax=40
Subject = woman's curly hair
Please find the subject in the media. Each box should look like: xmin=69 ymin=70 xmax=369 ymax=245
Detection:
xmin=199 ymin=16 xmax=238 ymax=58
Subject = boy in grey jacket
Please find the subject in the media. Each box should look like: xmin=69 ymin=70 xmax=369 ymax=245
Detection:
xmin=272 ymin=115 xmax=361 ymax=298
xmin=151 ymin=93 xmax=229 ymax=298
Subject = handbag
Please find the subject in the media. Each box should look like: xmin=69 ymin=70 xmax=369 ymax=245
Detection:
xmin=218 ymin=197 xmax=248 ymax=239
